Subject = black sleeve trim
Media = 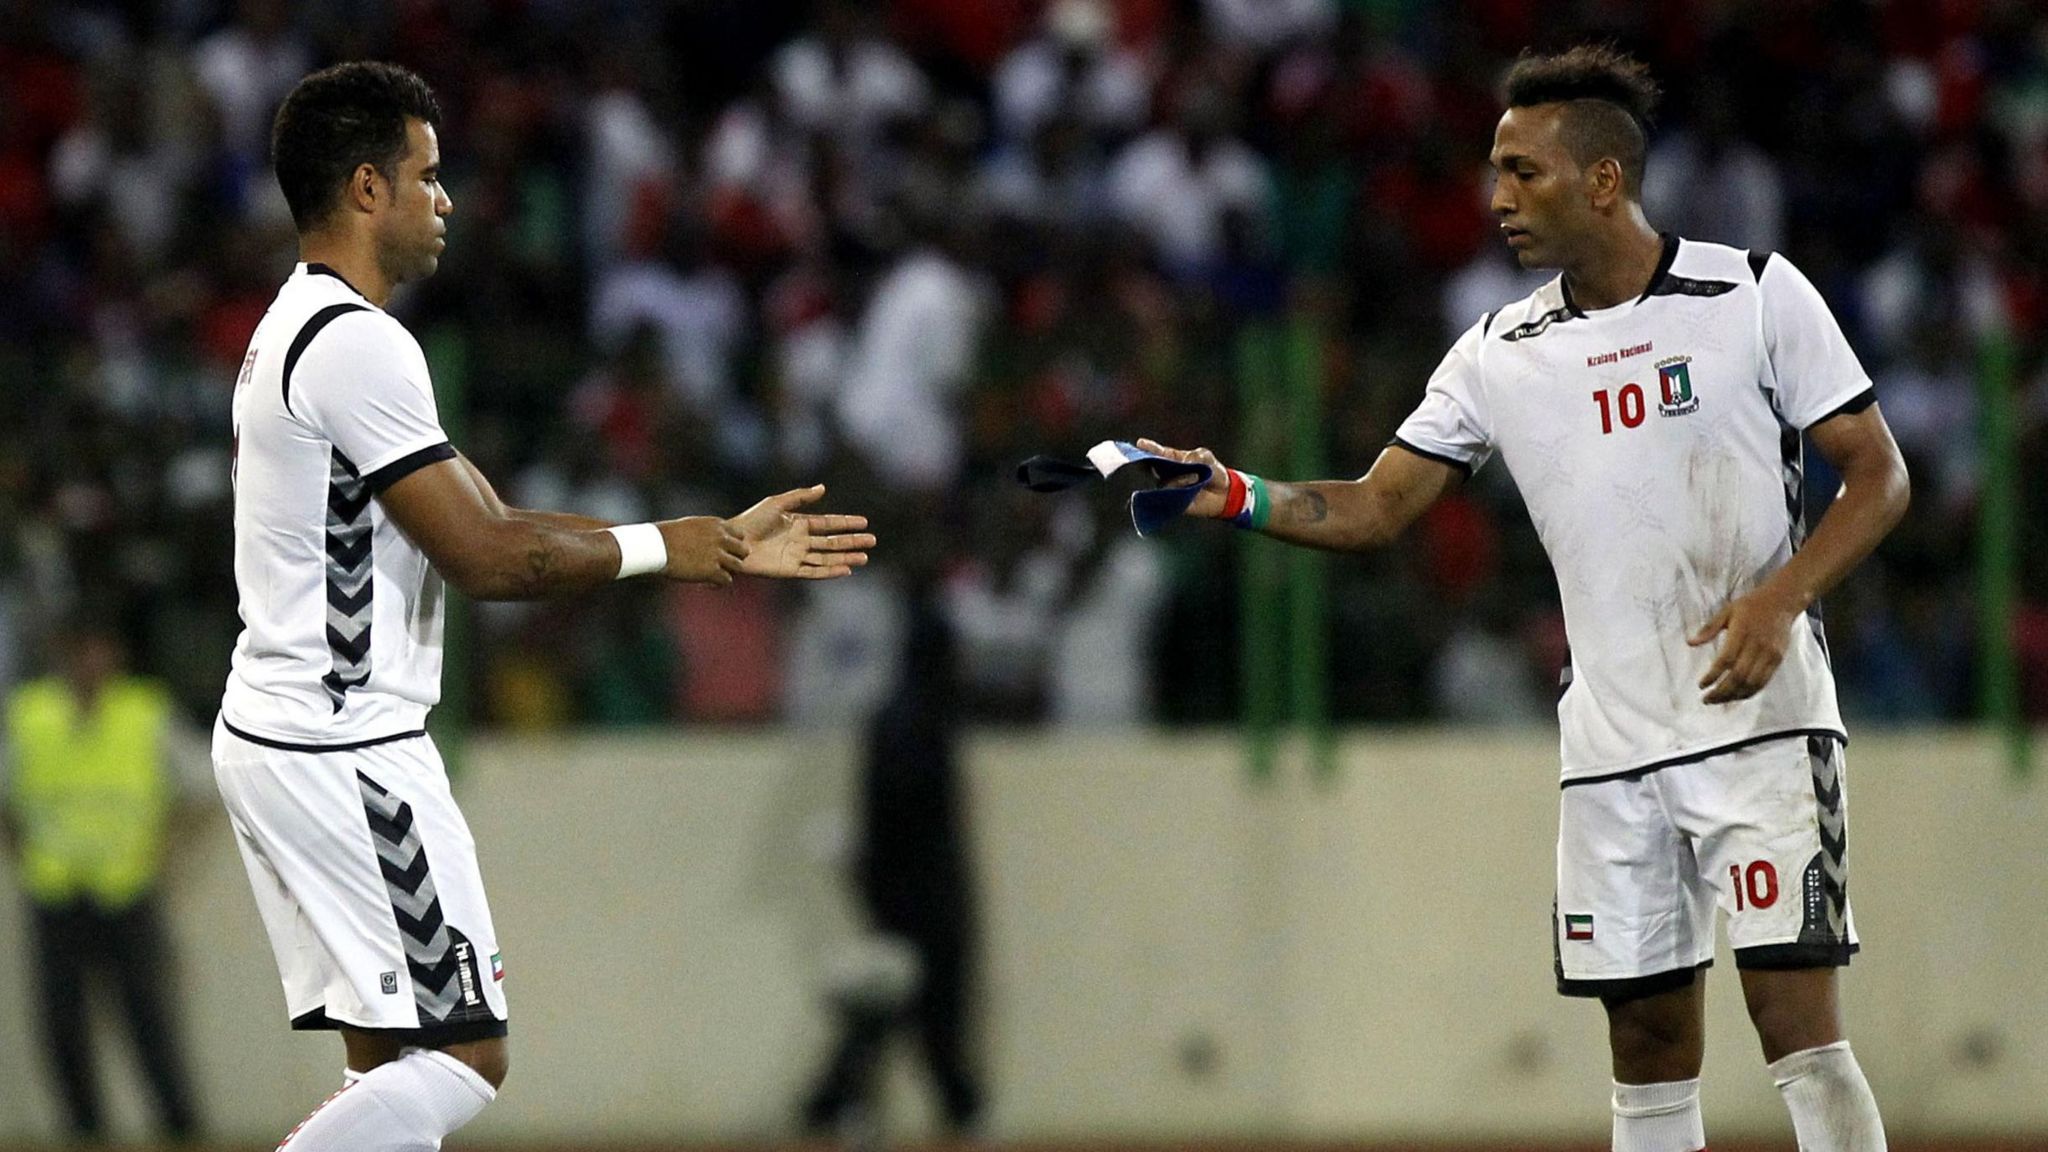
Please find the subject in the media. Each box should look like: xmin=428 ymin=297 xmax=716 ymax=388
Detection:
xmin=362 ymin=442 xmax=457 ymax=494
xmin=281 ymin=303 xmax=370 ymax=417
xmin=1809 ymin=387 xmax=1878 ymax=426
xmin=1387 ymin=437 xmax=1473 ymax=479
xmin=1480 ymin=310 xmax=1496 ymax=337
xmin=1748 ymin=250 xmax=1774 ymax=281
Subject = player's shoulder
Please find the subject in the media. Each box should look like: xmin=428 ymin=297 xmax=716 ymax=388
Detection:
xmin=1480 ymin=275 xmax=1571 ymax=345
xmin=1666 ymin=235 xmax=1774 ymax=289
xmin=275 ymin=280 xmax=415 ymax=367
xmin=320 ymin=304 xmax=415 ymax=355
xmin=274 ymin=284 xmax=424 ymax=420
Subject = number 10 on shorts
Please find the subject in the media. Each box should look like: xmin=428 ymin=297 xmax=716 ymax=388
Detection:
xmin=1730 ymin=860 xmax=1779 ymax=911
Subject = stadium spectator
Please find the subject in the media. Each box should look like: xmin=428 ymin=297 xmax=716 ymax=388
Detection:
xmin=1643 ymin=79 xmax=1787 ymax=253
xmin=1200 ymin=0 xmax=1338 ymax=59
xmin=835 ymin=214 xmax=994 ymax=493
xmin=1108 ymin=81 xmax=1273 ymax=277
xmin=581 ymin=53 xmax=679 ymax=266
xmin=193 ymin=0 xmax=312 ymax=166
xmin=977 ymin=110 xmax=1114 ymax=234
xmin=771 ymin=0 xmax=931 ymax=148
xmin=991 ymin=0 xmax=1151 ymax=145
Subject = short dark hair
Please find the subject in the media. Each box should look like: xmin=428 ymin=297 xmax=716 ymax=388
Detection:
xmin=271 ymin=61 xmax=441 ymax=231
xmin=1502 ymin=45 xmax=1661 ymax=198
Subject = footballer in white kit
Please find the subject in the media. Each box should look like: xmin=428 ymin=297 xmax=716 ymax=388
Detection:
xmin=220 ymin=62 xmax=873 ymax=1149
xmin=1397 ymin=233 xmax=1866 ymax=991
xmin=216 ymin=259 xmax=504 ymax=1042
xmin=1140 ymin=45 xmax=1904 ymax=1152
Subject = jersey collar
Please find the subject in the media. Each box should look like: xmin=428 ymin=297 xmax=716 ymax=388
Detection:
xmin=1634 ymin=232 xmax=1683 ymax=303
xmin=1558 ymin=232 xmax=1682 ymax=316
xmin=305 ymin=262 xmax=370 ymax=302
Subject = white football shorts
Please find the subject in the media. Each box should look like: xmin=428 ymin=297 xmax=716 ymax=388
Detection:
xmin=1553 ymin=734 xmax=1856 ymax=997
xmin=213 ymin=717 xmax=509 ymax=1041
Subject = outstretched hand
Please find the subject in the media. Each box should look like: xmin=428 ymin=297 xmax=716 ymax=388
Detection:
xmin=1133 ymin=438 xmax=1230 ymax=519
xmin=726 ymin=485 xmax=874 ymax=580
xmin=1687 ymin=586 xmax=1802 ymax=704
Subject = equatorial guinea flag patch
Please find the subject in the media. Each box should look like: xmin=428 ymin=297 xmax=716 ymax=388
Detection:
xmin=1564 ymin=914 xmax=1595 ymax=941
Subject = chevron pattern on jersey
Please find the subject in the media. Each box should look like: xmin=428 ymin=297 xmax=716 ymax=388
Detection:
xmin=322 ymin=450 xmax=373 ymax=711
xmin=356 ymin=771 xmax=494 ymax=1025
xmin=1779 ymin=424 xmax=1806 ymax=550
xmin=1776 ymin=420 xmax=1834 ymax=656
xmin=1797 ymin=737 xmax=1850 ymax=945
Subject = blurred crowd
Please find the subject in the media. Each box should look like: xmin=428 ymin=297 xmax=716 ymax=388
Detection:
xmin=2 ymin=0 xmax=2045 ymax=730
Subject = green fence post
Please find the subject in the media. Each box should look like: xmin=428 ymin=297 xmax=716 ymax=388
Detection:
xmin=1238 ymin=324 xmax=1286 ymax=781
xmin=1285 ymin=312 xmax=1333 ymax=779
xmin=1977 ymin=331 xmax=2030 ymax=777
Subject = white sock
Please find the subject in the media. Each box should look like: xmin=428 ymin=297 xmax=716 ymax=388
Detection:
xmin=1771 ymin=1041 xmax=1886 ymax=1151
xmin=1612 ymin=1078 xmax=1705 ymax=1152
xmin=280 ymin=1048 xmax=495 ymax=1150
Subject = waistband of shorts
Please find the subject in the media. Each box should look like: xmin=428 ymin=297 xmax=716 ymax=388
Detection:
xmin=1559 ymin=727 xmax=1847 ymax=790
xmin=219 ymin=716 xmax=428 ymax=754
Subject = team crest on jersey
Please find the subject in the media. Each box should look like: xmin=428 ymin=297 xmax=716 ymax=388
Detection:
xmin=1656 ymin=356 xmax=1699 ymax=417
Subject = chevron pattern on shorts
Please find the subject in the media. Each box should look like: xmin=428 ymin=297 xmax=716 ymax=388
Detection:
xmin=322 ymin=450 xmax=373 ymax=711
xmin=1797 ymin=737 xmax=1850 ymax=945
xmin=357 ymin=771 xmax=492 ymax=1025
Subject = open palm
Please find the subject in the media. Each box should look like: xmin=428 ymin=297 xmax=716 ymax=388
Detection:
xmin=728 ymin=486 xmax=874 ymax=579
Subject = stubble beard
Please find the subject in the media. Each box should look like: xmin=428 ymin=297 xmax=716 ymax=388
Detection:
xmin=376 ymin=229 xmax=441 ymax=289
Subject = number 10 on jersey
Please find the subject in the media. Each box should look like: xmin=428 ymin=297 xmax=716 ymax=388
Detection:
xmin=1593 ymin=384 xmax=1646 ymax=434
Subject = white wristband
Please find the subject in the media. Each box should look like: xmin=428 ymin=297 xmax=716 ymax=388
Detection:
xmin=606 ymin=523 xmax=667 ymax=579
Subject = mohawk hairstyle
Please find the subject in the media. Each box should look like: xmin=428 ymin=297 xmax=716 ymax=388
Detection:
xmin=1502 ymin=45 xmax=1662 ymax=199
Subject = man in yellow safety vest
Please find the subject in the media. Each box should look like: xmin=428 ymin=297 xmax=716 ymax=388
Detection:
xmin=2 ymin=615 xmax=206 ymax=1141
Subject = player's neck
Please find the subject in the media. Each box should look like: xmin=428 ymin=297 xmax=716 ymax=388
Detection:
xmin=1560 ymin=217 xmax=1665 ymax=312
xmin=296 ymin=239 xmax=393 ymax=308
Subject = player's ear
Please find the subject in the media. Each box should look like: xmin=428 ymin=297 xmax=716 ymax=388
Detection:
xmin=346 ymin=163 xmax=381 ymax=213
xmin=1588 ymin=157 xmax=1624 ymax=210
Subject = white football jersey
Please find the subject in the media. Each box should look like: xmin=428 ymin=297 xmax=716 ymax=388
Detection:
xmin=1395 ymin=236 xmax=1871 ymax=782
xmin=221 ymin=264 xmax=457 ymax=747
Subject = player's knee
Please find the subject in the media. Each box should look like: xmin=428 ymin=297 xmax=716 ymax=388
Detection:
xmin=1740 ymin=967 xmax=1842 ymax=1063
xmin=1604 ymin=996 xmax=1703 ymax=1080
xmin=1744 ymin=990 xmax=1837 ymax=1062
xmin=1608 ymin=1014 xmax=1695 ymax=1066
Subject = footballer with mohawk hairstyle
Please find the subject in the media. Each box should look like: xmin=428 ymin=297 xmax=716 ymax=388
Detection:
xmin=1141 ymin=44 xmax=1903 ymax=1152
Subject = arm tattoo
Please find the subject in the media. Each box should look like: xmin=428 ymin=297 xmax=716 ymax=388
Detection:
xmin=1297 ymin=490 xmax=1328 ymax=523
xmin=511 ymin=537 xmax=561 ymax=597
